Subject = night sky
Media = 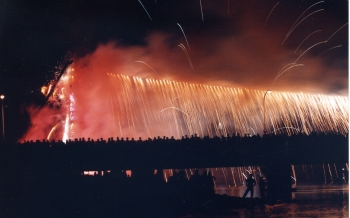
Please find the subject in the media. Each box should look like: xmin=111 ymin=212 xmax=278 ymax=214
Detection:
xmin=0 ymin=0 xmax=348 ymax=142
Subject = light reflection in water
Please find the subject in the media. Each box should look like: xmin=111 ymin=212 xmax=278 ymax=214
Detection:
xmin=215 ymin=185 xmax=348 ymax=218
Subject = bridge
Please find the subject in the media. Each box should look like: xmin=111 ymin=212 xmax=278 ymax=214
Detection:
xmin=10 ymin=133 xmax=347 ymax=168
xmin=1 ymin=132 xmax=348 ymax=201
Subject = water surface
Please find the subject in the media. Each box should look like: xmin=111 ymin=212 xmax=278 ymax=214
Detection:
xmin=214 ymin=184 xmax=348 ymax=217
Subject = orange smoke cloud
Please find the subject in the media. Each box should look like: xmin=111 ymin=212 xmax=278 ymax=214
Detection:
xmin=22 ymin=106 xmax=65 ymax=142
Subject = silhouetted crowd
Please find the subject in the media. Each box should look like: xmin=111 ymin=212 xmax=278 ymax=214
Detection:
xmin=168 ymin=169 xmax=216 ymax=202
xmin=20 ymin=131 xmax=347 ymax=148
xmin=15 ymin=132 xmax=348 ymax=169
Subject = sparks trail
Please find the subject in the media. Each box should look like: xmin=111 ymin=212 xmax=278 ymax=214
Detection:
xmin=178 ymin=43 xmax=194 ymax=70
xmin=135 ymin=61 xmax=159 ymax=76
xmin=282 ymin=1 xmax=324 ymax=45
xmin=315 ymin=45 xmax=342 ymax=59
xmin=177 ymin=23 xmax=191 ymax=52
xmin=227 ymin=0 xmax=229 ymax=13
xmin=138 ymin=0 xmax=152 ymax=21
xmin=294 ymin=30 xmax=322 ymax=53
xmin=276 ymin=63 xmax=301 ymax=77
xmin=160 ymin=107 xmax=189 ymax=117
xmin=199 ymin=0 xmax=204 ymax=21
xmin=282 ymin=9 xmax=324 ymax=45
xmin=259 ymin=2 xmax=279 ymax=40
xmin=326 ymin=23 xmax=348 ymax=42
xmin=274 ymin=40 xmax=328 ymax=83
xmin=294 ymin=41 xmax=327 ymax=63
xmin=272 ymin=64 xmax=303 ymax=85
xmin=273 ymin=3 xmax=329 ymax=83
xmin=47 ymin=122 xmax=61 ymax=141
xmin=247 ymin=127 xmax=256 ymax=135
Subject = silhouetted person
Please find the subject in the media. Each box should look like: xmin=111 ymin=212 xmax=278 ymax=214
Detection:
xmin=206 ymin=171 xmax=216 ymax=196
xmin=167 ymin=171 xmax=184 ymax=204
xmin=154 ymin=169 xmax=165 ymax=186
xmin=189 ymin=170 xmax=201 ymax=196
xmin=200 ymin=170 xmax=208 ymax=189
xmin=167 ymin=171 xmax=178 ymax=188
xmin=177 ymin=170 xmax=189 ymax=196
xmin=259 ymin=177 xmax=267 ymax=199
xmin=174 ymin=170 xmax=189 ymax=204
xmin=196 ymin=170 xmax=216 ymax=200
xmin=242 ymin=174 xmax=256 ymax=198
xmin=190 ymin=170 xmax=200 ymax=186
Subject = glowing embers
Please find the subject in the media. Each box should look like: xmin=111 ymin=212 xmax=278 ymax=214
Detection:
xmin=47 ymin=123 xmax=62 ymax=141
xmin=82 ymin=170 xmax=132 ymax=177
xmin=82 ymin=170 xmax=110 ymax=176
xmin=83 ymin=171 xmax=100 ymax=176
xmin=41 ymin=84 xmax=53 ymax=96
xmin=107 ymin=74 xmax=348 ymax=139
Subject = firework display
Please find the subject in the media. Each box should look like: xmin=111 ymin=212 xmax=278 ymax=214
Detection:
xmin=23 ymin=69 xmax=348 ymax=142
xmin=108 ymin=74 xmax=348 ymax=139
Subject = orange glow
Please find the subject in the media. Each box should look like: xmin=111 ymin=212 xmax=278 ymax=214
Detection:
xmin=83 ymin=171 xmax=99 ymax=176
xmin=41 ymin=86 xmax=48 ymax=96
xmin=21 ymin=43 xmax=348 ymax=142
xmin=126 ymin=170 xmax=132 ymax=177
xmin=23 ymin=71 xmax=348 ymax=142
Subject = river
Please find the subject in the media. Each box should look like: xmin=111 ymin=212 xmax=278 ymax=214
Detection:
xmin=213 ymin=183 xmax=349 ymax=217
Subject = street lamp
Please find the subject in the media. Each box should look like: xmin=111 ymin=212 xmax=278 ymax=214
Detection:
xmin=263 ymin=90 xmax=271 ymax=134
xmin=0 ymin=94 xmax=4 ymax=140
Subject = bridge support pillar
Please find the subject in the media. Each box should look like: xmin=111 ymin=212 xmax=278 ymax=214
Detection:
xmin=261 ymin=163 xmax=292 ymax=202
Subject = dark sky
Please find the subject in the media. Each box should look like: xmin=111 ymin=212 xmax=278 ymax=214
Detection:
xmin=0 ymin=0 xmax=348 ymax=142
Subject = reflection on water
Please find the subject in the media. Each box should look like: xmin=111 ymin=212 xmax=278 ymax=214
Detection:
xmin=216 ymin=185 xmax=260 ymax=198
xmin=214 ymin=184 xmax=348 ymax=218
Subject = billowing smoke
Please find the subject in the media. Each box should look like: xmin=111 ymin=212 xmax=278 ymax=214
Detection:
xmin=21 ymin=37 xmax=348 ymax=142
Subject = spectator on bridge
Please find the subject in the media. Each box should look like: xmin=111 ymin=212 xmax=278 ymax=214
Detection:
xmin=201 ymin=170 xmax=208 ymax=184
xmin=189 ymin=170 xmax=201 ymax=194
xmin=177 ymin=170 xmax=189 ymax=194
xmin=242 ymin=174 xmax=256 ymax=198
xmin=190 ymin=170 xmax=200 ymax=184
xmin=168 ymin=171 xmax=177 ymax=184
xmin=154 ymin=169 xmax=165 ymax=186
xmin=259 ymin=176 xmax=267 ymax=199
xmin=200 ymin=170 xmax=215 ymax=196
xmin=206 ymin=171 xmax=216 ymax=196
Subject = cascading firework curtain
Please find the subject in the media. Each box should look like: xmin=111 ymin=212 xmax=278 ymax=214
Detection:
xmin=107 ymin=74 xmax=348 ymax=139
